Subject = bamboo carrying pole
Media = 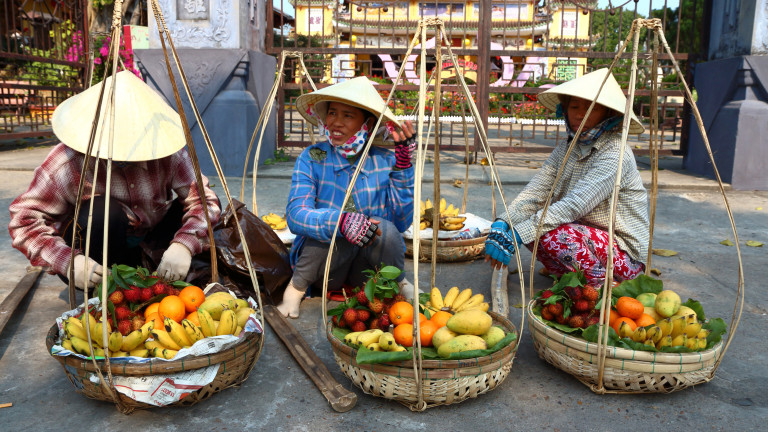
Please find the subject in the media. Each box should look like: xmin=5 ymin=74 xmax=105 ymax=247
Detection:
xmin=529 ymin=18 xmax=744 ymax=394
xmin=319 ymin=18 xmax=526 ymax=411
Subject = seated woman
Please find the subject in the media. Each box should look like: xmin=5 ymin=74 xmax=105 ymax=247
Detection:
xmin=485 ymin=69 xmax=649 ymax=284
xmin=277 ymin=77 xmax=416 ymax=318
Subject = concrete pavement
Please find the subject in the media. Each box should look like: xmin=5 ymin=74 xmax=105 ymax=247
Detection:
xmin=0 ymin=144 xmax=766 ymax=430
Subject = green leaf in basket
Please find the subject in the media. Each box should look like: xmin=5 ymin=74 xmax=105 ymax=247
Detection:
xmin=378 ymin=266 xmax=402 ymax=280
xmin=331 ymin=326 xmax=351 ymax=340
xmin=682 ymin=298 xmax=706 ymax=321
xmin=171 ymin=280 xmax=192 ymax=288
xmin=611 ymin=274 xmax=663 ymax=298
xmin=703 ymin=318 xmax=727 ymax=349
xmin=533 ymin=305 xmax=581 ymax=334
xmin=356 ymin=345 xmax=413 ymax=364
xmin=364 ymin=279 xmax=375 ymax=303
xmin=551 ymin=271 xmax=585 ymax=294
xmin=582 ymin=323 xmax=619 ymax=344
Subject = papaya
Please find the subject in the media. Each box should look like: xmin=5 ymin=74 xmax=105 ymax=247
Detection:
xmin=437 ymin=335 xmax=487 ymax=358
xmin=446 ymin=310 xmax=493 ymax=335
xmin=431 ymin=326 xmax=458 ymax=349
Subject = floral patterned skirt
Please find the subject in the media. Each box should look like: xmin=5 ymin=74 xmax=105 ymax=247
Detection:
xmin=527 ymin=223 xmax=644 ymax=285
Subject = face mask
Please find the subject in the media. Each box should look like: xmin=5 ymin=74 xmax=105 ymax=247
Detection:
xmin=324 ymin=122 xmax=369 ymax=158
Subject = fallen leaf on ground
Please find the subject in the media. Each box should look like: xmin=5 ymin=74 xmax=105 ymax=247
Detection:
xmin=651 ymin=268 xmax=662 ymax=275
xmin=652 ymin=249 xmax=678 ymax=257
xmin=746 ymin=240 xmax=764 ymax=247
xmin=452 ymin=179 xmax=463 ymax=188
xmin=720 ymin=239 xmax=735 ymax=246
xmin=480 ymin=157 xmax=489 ymax=166
xmin=512 ymin=303 xmax=523 ymax=309
xmin=757 ymin=207 xmax=763 ymax=211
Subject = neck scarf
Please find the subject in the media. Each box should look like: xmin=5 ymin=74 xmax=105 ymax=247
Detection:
xmin=306 ymin=104 xmax=393 ymax=159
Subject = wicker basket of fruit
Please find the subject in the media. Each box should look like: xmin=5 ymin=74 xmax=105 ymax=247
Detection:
xmin=324 ymin=271 xmax=518 ymax=410
xmin=48 ymin=270 xmax=264 ymax=413
xmin=527 ymin=273 xmax=729 ymax=393
xmin=405 ymin=199 xmax=487 ymax=262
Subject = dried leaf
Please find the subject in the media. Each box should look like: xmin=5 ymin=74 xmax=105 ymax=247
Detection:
xmin=452 ymin=179 xmax=463 ymax=188
xmin=480 ymin=157 xmax=489 ymax=166
xmin=756 ymin=207 xmax=763 ymax=211
xmin=720 ymin=239 xmax=735 ymax=246
xmin=652 ymin=248 xmax=678 ymax=257
xmin=746 ymin=240 xmax=764 ymax=247
xmin=651 ymin=268 xmax=662 ymax=276
xmin=512 ymin=303 xmax=523 ymax=309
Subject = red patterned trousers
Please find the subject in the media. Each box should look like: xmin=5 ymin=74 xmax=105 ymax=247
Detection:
xmin=526 ymin=223 xmax=644 ymax=285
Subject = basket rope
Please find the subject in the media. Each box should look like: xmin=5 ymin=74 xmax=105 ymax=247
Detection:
xmin=320 ymin=18 xmax=525 ymax=410
xmin=526 ymin=18 xmax=744 ymax=394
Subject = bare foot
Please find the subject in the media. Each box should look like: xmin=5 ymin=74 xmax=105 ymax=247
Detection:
xmin=276 ymin=282 xmax=305 ymax=318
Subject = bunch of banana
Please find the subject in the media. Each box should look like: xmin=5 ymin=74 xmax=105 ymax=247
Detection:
xmin=343 ymin=329 xmax=408 ymax=352
xmin=262 ymin=212 xmax=287 ymax=230
xmin=418 ymin=198 xmax=466 ymax=231
xmin=62 ymin=315 xmax=154 ymax=358
xmin=428 ymin=287 xmax=490 ymax=314
xmin=617 ymin=313 xmax=710 ymax=351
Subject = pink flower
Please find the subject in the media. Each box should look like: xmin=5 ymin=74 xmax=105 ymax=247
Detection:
xmin=99 ymin=45 xmax=109 ymax=57
xmin=94 ymin=57 xmax=102 ymax=65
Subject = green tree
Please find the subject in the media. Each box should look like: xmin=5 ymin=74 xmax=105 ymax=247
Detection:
xmin=651 ymin=0 xmax=705 ymax=55
xmin=590 ymin=9 xmax=647 ymax=55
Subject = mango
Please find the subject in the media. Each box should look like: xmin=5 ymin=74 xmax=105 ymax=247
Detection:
xmin=636 ymin=293 xmax=657 ymax=308
xmin=437 ymin=335 xmax=487 ymax=358
xmin=446 ymin=310 xmax=493 ymax=335
xmin=198 ymin=294 xmax=237 ymax=320
xmin=480 ymin=326 xmax=506 ymax=348
xmin=643 ymin=306 xmax=662 ymax=322
xmin=432 ymin=326 xmax=458 ymax=349
xmin=234 ymin=299 xmax=250 ymax=310
xmin=655 ymin=290 xmax=681 ymax=318
xmin=235 ymin=307 xmax=255 ymax=328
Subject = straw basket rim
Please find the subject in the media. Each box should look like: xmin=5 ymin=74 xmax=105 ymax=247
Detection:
xmin=405 ymin=234 xmax=487 ymax=262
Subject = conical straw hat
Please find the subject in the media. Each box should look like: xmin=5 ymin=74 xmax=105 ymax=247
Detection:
xmin=52 ymin=71 xmax=186 ymax=162
xmin=295 ymin=76 xmax=401 ymax=136
xmin=538 ymin=68 xmax=644 ymax=134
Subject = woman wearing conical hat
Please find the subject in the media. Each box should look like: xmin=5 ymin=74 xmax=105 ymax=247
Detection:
xmin=276 ymin=77 xmax=417 ymax=318
xmin=9 ymin=71 xmax=221 ymax=290
xmin=485 ymin=69 xmax=649 ymax=284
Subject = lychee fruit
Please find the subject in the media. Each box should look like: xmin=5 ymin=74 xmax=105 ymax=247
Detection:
xmin=356 ymin=309 xmax=371 ymax=322
xmin=574 ymin=299 xmax=590 ymax=312
xmin=581 ymin=285 xmax=599 ymax=302
xmin=350 ymin=320 xmax=367 ymax=332
xmin=123 ymin=287 xmax=141 ymax=303
xmin=342 ymin=308 xmax=358 ymax=325
xmin=131 ymin=315 xmax=146 ymax=332
xmin=139 ymin=288 xmax=153 ymax=302
xmin=355 ymin=290 xmax=369 ymax=306
xmin=369 ymin=298 xmax=384 ymax=314
xmin=115 ymin=306 xmax=132 ymax=321
xmin=117 ymin=319 xmax=132 ymax=336
xmin=568 ymin=314 xmax=585 ymax=329
xmin=108 ymin=290 xmax=125 ymax=306
xmin=152 ymin=282 xmax=168 ymax=296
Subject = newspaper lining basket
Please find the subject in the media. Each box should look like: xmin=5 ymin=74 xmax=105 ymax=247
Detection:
xmin=526 ymin=301 xmax=723 ymax=393
xmin=46 ymin=323 xmax=263 ymax=411
xmin=405 ymin=235 xmax=486 ymax=262
xmin=327 ymin=311 xmax=517 ymax=410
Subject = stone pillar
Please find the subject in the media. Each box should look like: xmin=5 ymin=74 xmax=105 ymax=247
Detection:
xmin=135 ymin=0 xmax=275 ymax=176
xmin=684 ymin=0 xmax=768 ymax=190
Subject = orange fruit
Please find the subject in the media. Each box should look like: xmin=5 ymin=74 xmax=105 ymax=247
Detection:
xmin=616 ymin=297 xmax=644 ymax=320
xmin=158 ymin=295 xmax=186 ymax=323
xmin=607 ymin=308 xmax=620 ymax=326
xmin=430 ymin=311 xmax=453 ymax=328
xmin=611 ymin=316 xmax=638 ymax=335
xmin=179 ymin=285 xmax=205 ymax=313
xmin=186 ymin=311 xmax=200 ymax=327
xmin=145 ymin=312 xmax=164 ymax=331
xmin=144 ymin=302 xmax=160 ymax=319
xmin=418 ymin=313 xmax=428 ymax=324
xmin=418 ymin=320 xmax=439 ymax=347
xmin=635 ymin=313 xmax=656 ymax=327
xmin=393 ymin=323 xmax=414 ymax=347
xmin=389 ymin=302 xmax=414 ymax=326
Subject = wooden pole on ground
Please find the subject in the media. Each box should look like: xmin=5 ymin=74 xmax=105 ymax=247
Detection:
xmin=0 ymin=267 xmax=42 ymax=336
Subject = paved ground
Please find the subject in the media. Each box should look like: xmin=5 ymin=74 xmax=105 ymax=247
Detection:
xmin=0 ymin=143 xmax=766 ymax=430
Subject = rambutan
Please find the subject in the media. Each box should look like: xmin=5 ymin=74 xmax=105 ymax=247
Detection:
xmin=369 ymin=298 xmax=384 ymax=314
xmin=123 ymin=287 xmax=141 ymax=303
xmin=356 ymin=309 xmax=371 ymax=322
xmin=568 ymin=315 xmax=585 ymax=329
xmin=541 ymin=308 xmax=554 ymax=321
xmin=117 ymin=319 xmax=132 ymax=336
xmin=565 ymin=286 xmax=583 ymax=300
xmin=350 ymin=320 xmax=367 ymax=332
xmin=139 ymin=287 xmax=153 ymax=302
xmin=547 ymin=303 xmax=564 ymax=316
xmin=581 ymin=285 xmax=599 ymax=302
xmin=108 ymin=290 xmax=124 ymax=306
xmin=342 ymin=308 xmax=358 ymax=325
xmin=355 ymin=290 xmax=369 ymax=306
xmin=574 ymin=299 xmax=590 ymax=312
xmin=115 ymin=306 xmax=132 ymax=321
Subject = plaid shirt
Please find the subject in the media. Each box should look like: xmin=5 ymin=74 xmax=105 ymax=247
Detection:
xmin=501 ymin=131 xmax=649 ymax=263
xmin=8 ymin=143 xmax=221 ymax=276
xmin=286 ymin=141 xmax=414 ymax=265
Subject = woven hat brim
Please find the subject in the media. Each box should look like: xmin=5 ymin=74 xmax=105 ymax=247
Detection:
xmin=539 ymin=69 xmax=645 ymax=135
xmin=52 ymin=71 xmax=186 ymax=162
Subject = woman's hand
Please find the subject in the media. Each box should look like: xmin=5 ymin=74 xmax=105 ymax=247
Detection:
xmin=392 ymin=120 xmax=417 ymax=170
xmin=391 ymin=120 xmax=415 ymax=142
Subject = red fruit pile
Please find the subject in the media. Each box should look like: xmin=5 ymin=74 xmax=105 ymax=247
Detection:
xmin=333 ymin=289 xmax=402 ymax=332
xmin=538 ymin=284 xmax=601 ymax=329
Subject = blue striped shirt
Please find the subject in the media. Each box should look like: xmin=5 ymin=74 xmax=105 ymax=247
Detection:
xmin=286 ymin=141 xmax=414 ymax=265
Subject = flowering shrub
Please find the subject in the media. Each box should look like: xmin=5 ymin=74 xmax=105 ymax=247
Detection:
xmin=91 ymin=34 xmax=142 ymax=84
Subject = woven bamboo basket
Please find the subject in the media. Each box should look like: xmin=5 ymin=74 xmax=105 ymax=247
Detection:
xmin=405 ymin=235 xmax=487 ymax=262
xmin=46 ymin=323 xmax=263 ymax=410
xmin=326 ymin=311 xmax=517 ymax=409
xmin=526 ymin=302 xmax=724 ymax=393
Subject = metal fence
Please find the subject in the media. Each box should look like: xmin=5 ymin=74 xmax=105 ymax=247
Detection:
xmin=0 ymin=0 xmax=89 ymax=140
xmin=267 ymin=0 xmax=707 ymax=156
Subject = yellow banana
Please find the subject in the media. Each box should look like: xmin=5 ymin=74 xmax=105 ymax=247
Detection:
xmin=656 ymin=335 xmax=672 ymax=349
xmin=683 ymin=313 xmax=698 ymax=325
xmin=216 ymin=309 xmax=237 ymax=336
xmin=93 ymin=348 xmax=106 ymax=357
xmin=81 ymin=313 xmax=97 ymax=338
xmin=366 ymin=343 xmax=383 ymax=351
xmin=144 ymin=340 xmax=164 ymax=351
xmin=671 ymin=334 xmax=687 ymax=347
xmin=357 ymin=329 xmax=383 ymax=347
xmin=140 ymin=321 xmax=154 ymax=339
xmin=670 ymin=315 xmax=687 ymax=338
xmin=197 ymin=308 xmax=217 ymax=338
xmin=425 ymin=198 xmax=432 ymax=209
xmin=378 ymin=332 xmax=396 ymax=351
xmin=697 ymin=329 xmax=710 ymax=339
xmin=392 ymin=345 xmax=407 ymax=352
xmin=442 ymin=216 xmax=467 ymax=224
xmin=121 ymin=329 xmax=150 ymax=352
xmin=631 ymin=327 xmax=647 ymax=343
xmin=61 ymin=339 xmax=74 ymax=352
xmin=344 ymin=331 xmax=363 ymax=346
xmin=657 ymin=318 xmax=673 ymax=337
xmin=65 ymin=321 xmax=89 ymax=341
xmin=110 ymin=350 xmax=129 ymax=357
xmin=129 ymin=348 xmax=149 ymax=358
xmin=455 ymin=294 xmax=485 ymax=312
xmin=442 ymin=287 xmax=460 ymax=308
xmin=108 ymin=331 xmax=123 ymax=352
xmin=439 ymin=198 xmax=446 ymax=213
xmin=234 ymin=325 xmax=243 ymax=336
xmin=150 ymin=347 xmax=178 ymax=360
xmin=181 ymin=319 xmax=204 ymax=344
xmin=150 ymin=329 xmax=182 ymax=350
xmin=685 ymin=337 xmax=699 ymax=350
xmin=165 ymin=317 xmax=193 ymax=348
xmin=69 ymin=336 xmax=93 ymax=356
xmin=451 ymin=288 xmax=473 ymax=310
xmin=646 ymin=326 xmax=663 ymax=344
xmin=430 ymin=287 xmax=444 ymax=310
xmin=440 ymin=223 xmax=464 ymax=231
xmin=272 ymin=220 xmax=287 ymax=230
xmin=93 ymin=322 xmax=108 ymax=348
xmin=445 ymin=204 xmax=455 ymax=217
xmin=684 ymin=321 xmax=702 ymax=338
xmin=618 ymin=321 xmax=634 ymax=339
xmin=697 ymin=337 xmax=707 ymax=350
xmin=643 ymin=339 xmax=656 ymax=348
